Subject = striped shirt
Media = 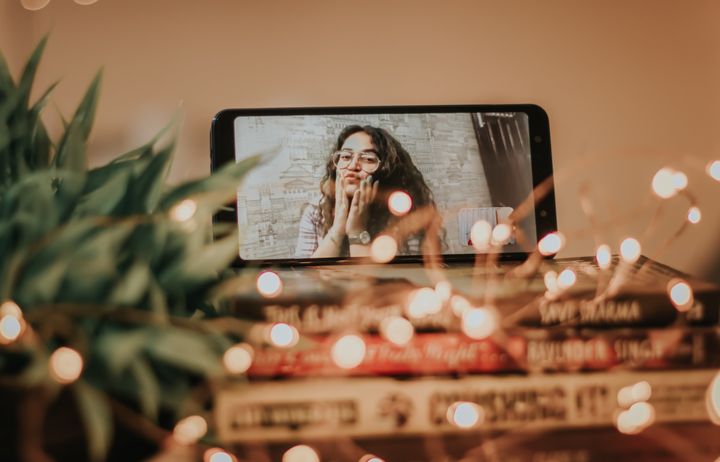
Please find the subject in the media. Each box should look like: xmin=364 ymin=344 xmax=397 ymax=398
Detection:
xmin=295 ymin=204 xmax=324 ymax=258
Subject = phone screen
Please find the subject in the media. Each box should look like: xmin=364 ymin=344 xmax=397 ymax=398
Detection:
xmin=232 ymin=111 xmax=537 ymax=261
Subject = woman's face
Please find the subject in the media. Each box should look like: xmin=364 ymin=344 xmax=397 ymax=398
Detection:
xmin=337 ymin=131 xmax=377 ymax=197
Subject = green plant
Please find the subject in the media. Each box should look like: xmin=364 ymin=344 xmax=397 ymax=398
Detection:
xmin=0 ymin=37 xmax=258 ymax=461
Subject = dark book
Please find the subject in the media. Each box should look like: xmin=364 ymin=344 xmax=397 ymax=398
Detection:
xmin=223 ymin=257 xmax=720 ymax=331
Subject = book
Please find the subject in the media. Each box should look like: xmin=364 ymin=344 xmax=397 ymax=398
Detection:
xmin=215 ymin=368 xmax=718 ymax=443
xmin=224 ymin=257 xmax=720 ymax=331
xmin=246 ymin=328 xmax=718 ymax=378
xmin=226 ymin=423 xmax=720 ymax=462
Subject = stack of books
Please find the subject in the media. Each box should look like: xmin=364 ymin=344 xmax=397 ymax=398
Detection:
xmin=214 ymin=257 xmax=720 ymax=461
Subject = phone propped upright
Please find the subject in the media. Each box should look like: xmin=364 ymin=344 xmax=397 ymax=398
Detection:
xmin=210 ymin=104 xmax=556 ymax=267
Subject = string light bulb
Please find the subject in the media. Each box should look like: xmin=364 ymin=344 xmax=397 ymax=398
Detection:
xmin=388 ymin=191 xmax=412 ymax=216
xmin=173 ymin=415 xmax=208 ymax=445
xmin=20 ymin=0 xmax=51 ymax=10
xmin=538 ymin=232 xmax=565 ymax=256
xmin=461 ymin=307 xmax=499 ymax=339
xmin=651 ymin=167 xmax=677 ymax=198
xmin=491 ymin=223 xmax=512 ymax=246
xmin=470 ymin=220 xmax=492 ymax=251
xmin=268 ymin=323 xmax=299 ymax=348
xmin=617 ymin=381 xmax=652 ymax=408
xmin=371 ymin=235 xmax=398 ymax=263
xmin=434 ymin=280 xmax=452 ymax=302
xmin=204 ymin=448 xmax=236 ymax=462
xmin=596 ymin=244 xmax=612 ymax=270
xmin=671 ymin=170 xmax=688 ymax=191
xmin=556 ymin=269 xmax=577 ymax=290
xmin=619 ymin=237 xmax=641 ymax=263
xmin=256 ymin=271 xmax=283 ymax=298
xmin=380 ymin=316 xmax=414 ymax=346
xmin=406 ymin=287 xmax=443 ymax=318
xmin=49 ymin=347 xmax=84 ymax=384
xmin=446 ymin=401 xmax=484 ymax=429
xmin=223 ymin=343 xmax=254 ymax=374
xmin=707 ymin=371 xmax=720 ymax=425
xmin=282 ymin=444 xmax=320 ymax=462
xmin=667 ymin=279 xmax=694 ymax=312
xmin=331 ymin=334 xmax=366 ymax=369
xmin=170 ymin=199 xmax=198 ymax=222
xmin=688 ymin=206 xmax=702 ymax=224
xmin=707 ymin=160 xmax=720 ymax=181
xmin=0 ymin=315 xmax=22 ymax=344
xmin=359 ymin=455 xmax=385 ymax=462
xmin=450 ymin=295 xmax=472 ymax=317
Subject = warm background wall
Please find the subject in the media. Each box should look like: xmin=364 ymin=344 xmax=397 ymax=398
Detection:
xmin=1 ymin=0 xmax=719 ymax=279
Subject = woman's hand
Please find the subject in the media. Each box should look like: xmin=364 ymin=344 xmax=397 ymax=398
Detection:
xmin=328 ymin=171 xmax=350 ymax=241
xmin=346 ymin=175 xmax=379 ymax=236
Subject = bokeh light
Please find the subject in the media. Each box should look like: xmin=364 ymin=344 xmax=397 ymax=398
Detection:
xmin=173 ymin=415 xmax=208 ymax=445
xmin=380 ymin=316 xmax=414 ymax=346
xmin=707 ymin=160 xmax=720 ymax=181
xmin=388 ymin=191 xmax=413 ymax=216
xmin=615 ymin=402 xmax=655 ymax=435
xmin=671 ymin=170 xmax=688 ymax=191
xmin=544 ymin=271 xmax=559 ymax=293
xmin=359 ymin=455 xmax=385 ymax=462
xmin=282 ymin=444 xmax=320 ymax=462
xmin=434 ymin=281 xmax=452 ymax=302
xmin=74 ymin=0 xmax=100 ymax=4
xmin=461 ymin=307 xmax=499 ymax=339
xmin=406 ymin=287 xmax=443 ymax=318
xmin=617 ymin=381 xmax=652 ymax=407
xmin=49 ymin=347 xmax=84 ymax=384
xmin=256 ymin=271 xmax=283 ymax=298
xmin=596 ymin=244 xmax=612 ymax=270
xmin=446 ymin=401 xmax=484 ymax=428
xmin=371 ymin=235 xmax=398 ymax=263
xmin=538 ymin=232 xmax=565 ymax=256
xmin=0 ymin=315 xmax=23 ymax=344
xmin=450 ymin=295 xmax=472 ymax=317
xmin=204 ymin=448 xmax=236 ymax=462
xmin=0 ymin=300 xmax=22 ymax=318
xmin=688 ymin=206 xmax=702 ymax=224
xmin=651 ymin=167 xmax=677 ymax=199
xmin=707 ymin=371 xmax=720 ymax=425
xmin=269 ymin=323 xmax=299 ymax=348
xmin=491 ymin=223 xmax=512 ymax=246
xmin=331 ymin=334 xmax=366 ymax=369
xmin=20 ymin=0 xmax=51 ymax=10
xmin=470 ymin=220 xmax=492 ymax=251
xmin=667 ymin=278 xmax=694 ymax=312
xmin=170 ymin=199 xmax=198 ymax=222
xmin=557 ymin=269 xmax=577 ymax=290
xmin=223 ymin=343 xmax=254 ymax=374
xmin=619 ymin=237 xmax=641 ymax=263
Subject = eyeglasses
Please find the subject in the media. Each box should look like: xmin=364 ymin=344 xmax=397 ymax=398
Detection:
xmin=332 ymin=150 xmax=381 ymax=173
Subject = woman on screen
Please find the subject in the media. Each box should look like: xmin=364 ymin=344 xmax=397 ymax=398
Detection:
xmin=295 ymin=125 xmax=438 ymax=258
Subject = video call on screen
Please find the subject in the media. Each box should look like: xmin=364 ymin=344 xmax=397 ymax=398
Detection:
xmin=234 ymin=112 xmax=535 ymax=260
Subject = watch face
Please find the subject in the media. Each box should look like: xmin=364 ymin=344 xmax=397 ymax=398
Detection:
xmin=360 ymin=230 xmax=371 ymax=244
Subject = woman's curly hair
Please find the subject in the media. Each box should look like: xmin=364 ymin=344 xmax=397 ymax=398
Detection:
xmin=317 ymin=125 xmax=438 ymax=254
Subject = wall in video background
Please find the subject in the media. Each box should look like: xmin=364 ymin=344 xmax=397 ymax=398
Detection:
xmin=235 ymin=113 xmax=495 ymax=260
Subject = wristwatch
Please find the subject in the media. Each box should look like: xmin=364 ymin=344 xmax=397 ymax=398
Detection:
xmin=348 ymin=230 xmax=372 ymax=245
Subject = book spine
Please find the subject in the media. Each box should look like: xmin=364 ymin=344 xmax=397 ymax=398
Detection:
xmin=228 ymin=289 xmax=720 ymax=334
xmin=216 ymin=369 xmax=717 ymax=443
xmin=247 ymin=329 xmax=718 ymax=378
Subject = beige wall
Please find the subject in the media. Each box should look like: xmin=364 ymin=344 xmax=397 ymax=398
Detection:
xmin=2 ymin=0 xmax=719 ymax=278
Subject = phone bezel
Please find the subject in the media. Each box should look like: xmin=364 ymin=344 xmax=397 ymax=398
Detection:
xmin=211 ymin=104 xmax=557 ymax=267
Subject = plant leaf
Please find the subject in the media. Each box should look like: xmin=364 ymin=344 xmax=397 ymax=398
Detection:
xmin=74 ymin=381 xmax=113 ymax=462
